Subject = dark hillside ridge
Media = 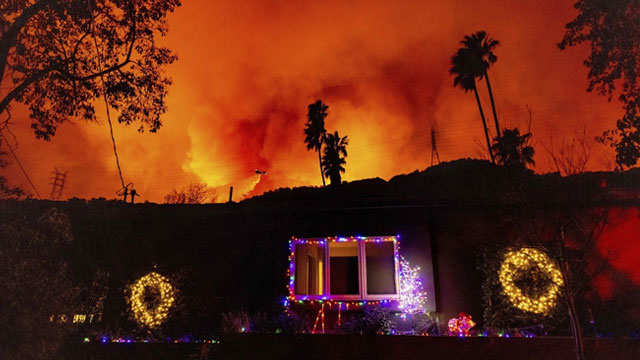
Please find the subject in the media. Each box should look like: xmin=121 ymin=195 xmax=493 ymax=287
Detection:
xmin=243 ymin=159 xmax=639 ymax=208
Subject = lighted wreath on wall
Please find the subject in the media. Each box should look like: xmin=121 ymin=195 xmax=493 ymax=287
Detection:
xmin=129 ymin=272 xmax=176 ymax=328
xmin=498 ymin=248 xmax=563 ymax=314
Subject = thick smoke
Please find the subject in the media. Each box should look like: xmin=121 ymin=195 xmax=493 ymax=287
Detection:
xmin=3 ymin=0 xmax=622 ymax=201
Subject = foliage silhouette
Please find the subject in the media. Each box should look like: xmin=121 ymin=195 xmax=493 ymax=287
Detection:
xmin=0 ymin=0 xmax=180 ymax=140
xmin=559 ymin=0 xmax=640 ymax=168
xmin=321 ymin=130 xmax=348 ymax=186
xmin=0 ymin=208 xmax=81 ymax=360
xmin=450 ymin=47 xmax=495 ymax=164
xmin=304 ymin=100 xmax=328 ymax=186
xmin=491 ymin=128 xmax=535 ymax=169
xmin=0 ymin=137 xmax=22 ymax=199
xmin=461 ymin=31 xmax=501 ymax=138
xmin=164 ymin=183 xmax=217 ymax=204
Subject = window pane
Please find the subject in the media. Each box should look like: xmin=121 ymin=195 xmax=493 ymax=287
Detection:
xmin=366 ymin=242 xmax=396 ymax=294
xmin=329 ymin=242 xmax=359 ymax=295
xmin=294 ymin=243 xmax=324 ymax=295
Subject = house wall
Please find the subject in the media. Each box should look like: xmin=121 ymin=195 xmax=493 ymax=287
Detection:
xmin=2 ymin=199 xmax=638 ymax=333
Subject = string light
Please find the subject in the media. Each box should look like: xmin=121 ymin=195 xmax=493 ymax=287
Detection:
xmin=89 ymin=336 xmax=220 ymax=344
xmin=448 ymin=313 xmax=476 ymax=336
xmin=498 ymin=248 xmax=563 ymax=314
xmin=284 ymin=235 xmax=404 ymax=331
xmin=129 ymin=272 xmax=176 ymax=328
xmin=284 ymin=234 xmax=430 ymax=335
xmin=286 ymin=236 xmax=401 ymax=308
xmin=398 ymin=256 xmax=426 ymax=317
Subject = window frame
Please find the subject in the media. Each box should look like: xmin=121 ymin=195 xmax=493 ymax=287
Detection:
xmin=289 ymin=236 xmax=400 ymax=302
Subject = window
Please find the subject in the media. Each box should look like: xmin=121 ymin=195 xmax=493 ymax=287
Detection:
xmin=289 ymin=236 xmax=399 ymax=301
xmin=365 ymin=241 xmax=396 ymax=295
xmin=294 ymin=243 xmax=324 ymax=295
xmin=329 ymin=241 xmax=359 ymax=295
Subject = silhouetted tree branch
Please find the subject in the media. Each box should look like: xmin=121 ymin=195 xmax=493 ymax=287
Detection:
xmin=559 ymin=0 xmax=640 ymax=168
xmin=164 ymin=182 xmax=218 ymax=204
xmin=0 ymin=0 xmax=180 ymax=140
xmin=542 ymin=127 xmax=594 ymax=176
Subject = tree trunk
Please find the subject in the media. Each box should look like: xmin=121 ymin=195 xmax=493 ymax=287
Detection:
xmin=473 ymin=85 xmax=495 ymax=164
xmin=561 ymin=259 xmax=585 ymax=360
xmin=318 ymin=149 xmax=325 ymax=187
xmin=484 ymin=72 xmax=501 ymax=138
xmin=0 ymin=0 xmax=55 ymax=84
xmin=330 ymin=172 xmax=341 ymax=186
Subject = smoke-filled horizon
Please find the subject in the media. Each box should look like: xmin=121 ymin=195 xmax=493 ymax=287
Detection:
xmin=2 ymin=0 xmax=623 ymax=202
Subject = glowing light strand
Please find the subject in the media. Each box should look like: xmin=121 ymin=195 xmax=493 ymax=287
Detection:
xmin=498 ymin=248 xmax=563 ymax=314
xmin=285 ymin=235 xmax=401 ymax=308
xmin=398 ymin=256 xmax=426 ymax=317
xmin=284 ymin=234 xmax=428 ymax=334
xmin=448 ymin=313 xmax=476 ymax=337
xmin=129 ymin=272 xmax=176 ymax=328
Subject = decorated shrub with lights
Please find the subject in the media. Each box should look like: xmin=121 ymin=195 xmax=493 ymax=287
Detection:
xmin=479 ymin=245 xmax=567 ymax=333
xmin=128 ymin=272 xmax=176 ymax=329
xmin=498 ymin=248 xmax=563 ymax=315
xmin=398 ymin=255 xmax=427 ymax=317
xmin=448 ymin=312 xmax=476 ymax=336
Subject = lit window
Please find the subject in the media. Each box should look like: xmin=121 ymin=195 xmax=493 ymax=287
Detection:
xmin=290 ymin=236 xmax=399 ymax=301
xmin=294 ymin=243 xmax=325 ymax=295
xmin=365 ymin=241 xmax=396 ymax=295
xmin=329 ymin=241 xmax=359 ymax=295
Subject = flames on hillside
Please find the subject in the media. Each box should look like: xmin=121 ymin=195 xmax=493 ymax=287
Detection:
xmin=2 ymin=0 xmax=622 ymax=202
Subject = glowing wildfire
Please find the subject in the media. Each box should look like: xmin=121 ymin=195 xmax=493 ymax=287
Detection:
xmin=2 ymin=0 xmax=622 ymax=202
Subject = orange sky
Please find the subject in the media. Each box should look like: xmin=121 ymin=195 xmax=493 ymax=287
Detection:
xmin=1 ymin=0 xmax=625 ymax=202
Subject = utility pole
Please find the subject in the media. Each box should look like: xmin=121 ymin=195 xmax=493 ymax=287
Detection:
xmin=130 ymin=188 xmax=139 ymax=204
xmin=48 ymin=168 xmax=67 ymax=200
xmin=116 ymin=182 xmax=133 ymax=202
xmin=430 ymin=126 xmax=440 ymax=166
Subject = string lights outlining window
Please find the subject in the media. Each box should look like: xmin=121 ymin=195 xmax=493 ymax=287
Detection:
xmin=129 ymin=272 xmax=176 ymax=328
xmin=498 ymin=248 xmax=563 ymax=314
xmin=285 ymin=235 xmax=400 ymax=306
xmin=284 ymin=235 xmax=431 ymax=333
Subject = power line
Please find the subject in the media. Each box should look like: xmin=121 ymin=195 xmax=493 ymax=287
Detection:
xmin=87 ymin=0 xmax=126 ymax=192
xmin=0 ymin=127 xmax=42 ymax=199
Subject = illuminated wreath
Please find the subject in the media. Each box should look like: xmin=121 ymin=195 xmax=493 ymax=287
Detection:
xmin=129 ymin=272 xmax=175 ymax=328
xmin=498 ymin=248 xmax=563 ymax=314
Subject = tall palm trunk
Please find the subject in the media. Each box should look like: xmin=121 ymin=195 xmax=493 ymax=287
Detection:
xmin=473 ymin=85 xmax=495 ymax=164
xmin=318 ymin=148 xmax=325 ymax=186
xmin=484 ymin=71 xmax=501 ymax=138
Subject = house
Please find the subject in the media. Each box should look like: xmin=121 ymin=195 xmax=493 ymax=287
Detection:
xmin=2 ymin=161 xmax=640 ymax=336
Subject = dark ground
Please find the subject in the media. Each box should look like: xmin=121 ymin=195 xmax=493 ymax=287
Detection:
xmin=67 ymin=335 xmax=639 ymax=360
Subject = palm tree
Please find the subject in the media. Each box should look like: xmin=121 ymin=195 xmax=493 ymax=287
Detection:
xmin=304 ymin=100 xmax=328 ymax=186
xmin=491 ymin=128 xmax=535 ymax=168
xmin=461 ymin=31 xmax=501 ymax=138
xmin=450 ymin=47 xmax=495 ymax=164
xmin=321 ymin=131 xmax=348 ymax=186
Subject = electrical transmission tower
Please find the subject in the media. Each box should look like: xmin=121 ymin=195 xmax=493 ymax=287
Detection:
xmin=49 ymin=168 xmax=67 ymax=200
xmin=430 ymin=126 xmax=440 ymax=166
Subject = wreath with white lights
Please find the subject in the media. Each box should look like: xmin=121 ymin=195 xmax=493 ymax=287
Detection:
xmin=129 ymin=272 xmax=175 ymax=328
xmin=498 ymin=248 xmax=563 ymax=315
